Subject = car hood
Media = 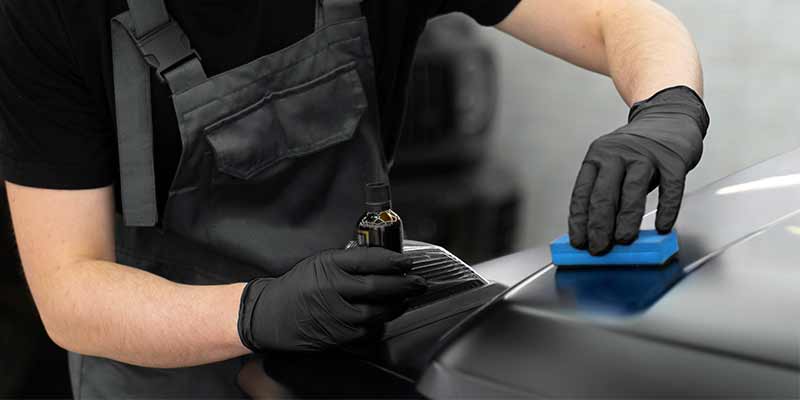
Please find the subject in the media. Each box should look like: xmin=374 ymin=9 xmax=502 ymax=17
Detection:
xmin=418 ymin=147 xmax=800 ymax=398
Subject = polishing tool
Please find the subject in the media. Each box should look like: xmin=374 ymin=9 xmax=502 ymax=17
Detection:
xmin=550 ymin=230 xmax=679 ymax=267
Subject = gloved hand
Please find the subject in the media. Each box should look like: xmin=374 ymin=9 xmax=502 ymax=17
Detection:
xmin=237 ymin=247 xmax=427 ymax=352
xmin=568 ymin=86 xmax=710 ymax=255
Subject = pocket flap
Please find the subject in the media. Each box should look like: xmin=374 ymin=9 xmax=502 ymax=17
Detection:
xmin=205 ymin=63 xmax=367 ymax=180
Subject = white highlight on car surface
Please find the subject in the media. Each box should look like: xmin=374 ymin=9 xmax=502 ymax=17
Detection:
xmin=785 ymin=226 xmax=800 ymax=236
xmin=715 ymin=173 xmax=800 ymax=195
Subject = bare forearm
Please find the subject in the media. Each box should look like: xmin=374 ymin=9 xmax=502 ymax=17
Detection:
xmin=7 ymin=182 xmax=250 ymax=368
xmin=33 ymin=258 xmax=249 ymax=368
xmin=497 ymin=0 xmax=703 ymax=105
xmin=599 ymin=0 xmax=703 ymax=104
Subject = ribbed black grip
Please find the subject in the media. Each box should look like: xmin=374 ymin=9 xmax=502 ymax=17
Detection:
xmin=404 ymin=244 xmax=487 ymax=308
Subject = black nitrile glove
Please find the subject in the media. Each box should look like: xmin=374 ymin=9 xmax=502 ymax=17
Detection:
xmin=238 ymin=247 xmax=427 ymax=352
xmin=568 ymin=86 xmax=710 ymax=255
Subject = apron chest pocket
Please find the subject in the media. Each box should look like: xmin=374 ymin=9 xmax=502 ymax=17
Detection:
xmin=205 ymin=63 xmax=367 ymax=180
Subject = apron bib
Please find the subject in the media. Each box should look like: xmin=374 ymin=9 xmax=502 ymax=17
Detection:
xmin=69 ymin=1 xmax=388 ymax=397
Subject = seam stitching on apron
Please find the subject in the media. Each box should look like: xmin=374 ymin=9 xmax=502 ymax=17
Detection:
xmin=202 ymin=61 xmax=357 ymax=134
xmin=179 ymin=35 xmax=365 ymax=118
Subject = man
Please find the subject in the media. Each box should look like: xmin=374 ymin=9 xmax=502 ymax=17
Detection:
xmin=0 ymin=0 xmax=709 ymax=398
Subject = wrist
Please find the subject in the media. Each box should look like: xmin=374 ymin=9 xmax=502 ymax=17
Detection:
xmin=237 ymin=278 xmax=272 ymax=353
xmin=629 ymin=85 xmax=710 ymax=138
xmin=228 ymin=282 xmax=253 ymax=354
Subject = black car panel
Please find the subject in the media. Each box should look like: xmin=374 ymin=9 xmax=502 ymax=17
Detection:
xmin=418 ymin=147 xmax=800 ymax=398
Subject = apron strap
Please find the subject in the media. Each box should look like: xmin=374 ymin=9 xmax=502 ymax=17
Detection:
xmin=126 ymin=0 xmax=170 ymax=38
xmin=124 ymin=0 xmax=208 ymax=93
xmin=111 ymin=0 xmax=208 ymax=226
xmin=111 ymin=13 xmax=158 ymax=227
xmin=317 ymin=0 xmax=364 ymax=29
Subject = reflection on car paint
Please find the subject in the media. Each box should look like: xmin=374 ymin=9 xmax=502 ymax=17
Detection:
xmin=555 ymin=261 xmax=685 ymax=316
xmin=715 ymin=173 xmax=800 ymax=195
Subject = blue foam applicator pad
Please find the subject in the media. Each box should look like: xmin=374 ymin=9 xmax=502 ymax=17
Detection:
xmin=550 ymin=230 xmax=679 ymax=267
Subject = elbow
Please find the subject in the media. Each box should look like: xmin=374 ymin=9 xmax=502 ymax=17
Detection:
xmin=38 ymin=310 xmax=84 ymax=354
xmin=35 ymin=291 xmax=99 ymax=355
xmin=22 ymin=258 xmax=106 ymax=355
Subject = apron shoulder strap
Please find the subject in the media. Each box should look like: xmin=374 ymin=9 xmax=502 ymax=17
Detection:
xmin=111 ymin=12 xmax=158 ymax=227
xmin=126 ymin=0 xmax=170 ymax=38
xmin=122 ymin=0 xmax=207 ymax=93
xmin=111 ymin=0 xmax=208 ymax=227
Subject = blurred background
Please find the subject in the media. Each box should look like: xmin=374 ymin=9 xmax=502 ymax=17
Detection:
xmin=2 ymin=0 xmax=800 ymax=397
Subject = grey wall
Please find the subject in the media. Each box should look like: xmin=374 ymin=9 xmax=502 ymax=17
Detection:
xmin=481 ymin=0 xmax=800 ymax=250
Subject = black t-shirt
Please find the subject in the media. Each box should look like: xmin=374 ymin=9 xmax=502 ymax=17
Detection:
xmin=0 ymin=0 xmax=519 ymax=212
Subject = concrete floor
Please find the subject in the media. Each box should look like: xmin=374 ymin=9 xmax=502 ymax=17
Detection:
xmin=480 ymin=0 xmax=800 ymax=250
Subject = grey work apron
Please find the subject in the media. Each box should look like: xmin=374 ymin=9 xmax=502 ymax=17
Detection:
xmin=68 ymin=0 xmax=388 ymax=398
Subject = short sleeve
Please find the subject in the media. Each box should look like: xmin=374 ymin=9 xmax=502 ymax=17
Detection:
xmin=433 ymin=0 xmax=521 ymax=26
xmin=0 ymin=0 xmax=115 ymax=189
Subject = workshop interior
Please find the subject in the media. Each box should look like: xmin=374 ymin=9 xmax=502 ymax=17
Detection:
xmin=1 ymin=1 xmax=799 ymax=399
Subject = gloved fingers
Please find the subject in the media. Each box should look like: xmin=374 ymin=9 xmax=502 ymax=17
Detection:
xmin=319 ymin=316 xmax=371 ymax=345
xmin=325 ymin=290 xmax=406 ymax=328
xmin=336 ymin=273 xmax=428 ymax=303
xmin=568 ymin=162 xmax=598 ymax=249
xmin=655 ymin=168 xmax=686 ymax=233
xmin=328 ymin=247 xmax=414 ymax=275
xmin=587 ymin=158 xmax=625 ymax=255
xmin=307 ymin=290 xmax=375 ymax=345
xmin=614 ymin=160 xmax=655 ymax=244
xmin=343 ymin=303 xmax=408 ymax=325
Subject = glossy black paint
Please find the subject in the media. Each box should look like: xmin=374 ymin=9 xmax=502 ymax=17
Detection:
xmin=418 ymin=147 xmax=800 ymax=398
xmin=554 ymin=261 xmax=686 ymax=315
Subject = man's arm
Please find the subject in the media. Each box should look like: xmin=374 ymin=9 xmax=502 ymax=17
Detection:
xmin=494 ymin=0 xmax=709 ymax=254
xmin=6 ymin=182 xmax=250 ymax=368
xmin=496 ymin=0 xmax=703 ymax=104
